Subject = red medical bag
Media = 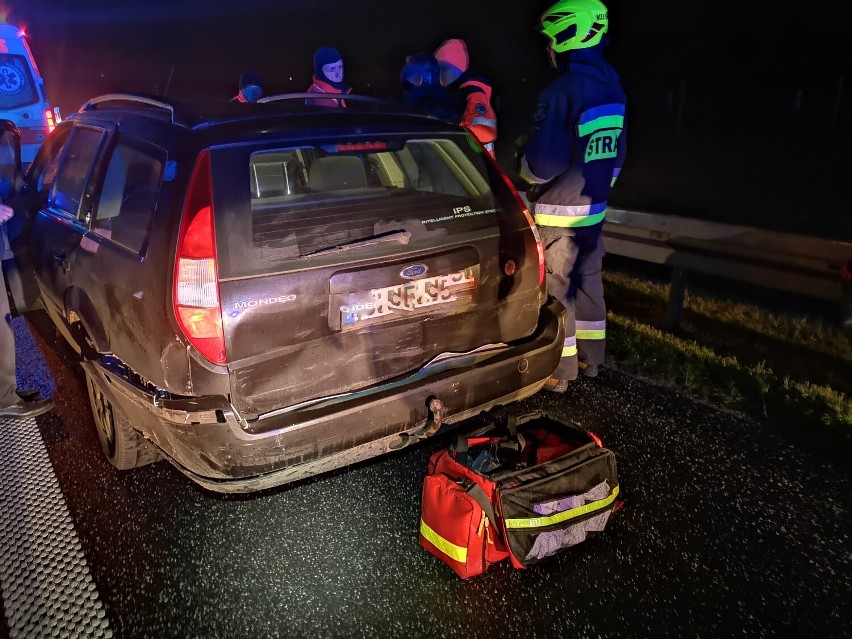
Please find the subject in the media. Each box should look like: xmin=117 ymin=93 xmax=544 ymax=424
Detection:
xmin=419 ymin=409 xmax=621 ymax=578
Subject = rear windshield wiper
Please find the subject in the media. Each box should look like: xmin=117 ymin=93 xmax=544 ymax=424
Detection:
xmin=301 ymin=229 xmax=411 ymax=258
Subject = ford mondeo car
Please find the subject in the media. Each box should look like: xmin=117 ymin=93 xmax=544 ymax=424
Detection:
xmin=4 ymin=93 xmax=565 ymax=492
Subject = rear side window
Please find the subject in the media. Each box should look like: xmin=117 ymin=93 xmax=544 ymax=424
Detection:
xmin=0 ymin=53 xmax=37 ymax=110
xmin=214 ymin=135 xmax=512 ymax=277
xmin=91 ymin=139 xmax=163 ymax=254
xmin=50 ymin=126 xmax=105 ymax=218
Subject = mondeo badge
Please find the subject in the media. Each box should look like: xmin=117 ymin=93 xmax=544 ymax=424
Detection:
xmin=400 ymin=264 xmax=428 ymax=279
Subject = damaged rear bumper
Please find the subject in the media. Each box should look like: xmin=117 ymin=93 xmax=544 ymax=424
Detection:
xmin=85 ymin=297 xmax=566 ymax=493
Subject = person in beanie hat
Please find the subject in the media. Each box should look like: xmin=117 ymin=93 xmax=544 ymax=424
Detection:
xmin=433 ymin=38 xmax=498 ymax=157
xmin=306 ymin=46 xmax=351 ymax=107
xmin=231 ymin=71 xmax=264 ymax=103
xmin=400 ymin=52 xmax=465 ymax=123
xmin=517 ymin=0 xmax=627 ymax=391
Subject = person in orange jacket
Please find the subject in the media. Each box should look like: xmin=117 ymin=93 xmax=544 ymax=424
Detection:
xmin=231 ymin=71 xmax=264 ymax=103
xmin=306 ymin=46 xmax=352 ymax=107
xmin=433 ymin=38 xmax=498 ymax=157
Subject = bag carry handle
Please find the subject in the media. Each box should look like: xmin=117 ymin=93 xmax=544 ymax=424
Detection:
xmin=455 ymin=405 xmax=525 ymax=459
xmin=465 ymin=482 xmax=501 ymax=535
xmin=454 ymin=432 xmax=527 ymax=465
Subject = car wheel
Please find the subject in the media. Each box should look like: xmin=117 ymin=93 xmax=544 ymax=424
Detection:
xmin=85 ymin=370 xmax=163 ymax=470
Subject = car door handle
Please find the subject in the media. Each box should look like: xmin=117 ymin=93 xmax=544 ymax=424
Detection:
xmin=52 ymin=250 xmax=70 ymax=271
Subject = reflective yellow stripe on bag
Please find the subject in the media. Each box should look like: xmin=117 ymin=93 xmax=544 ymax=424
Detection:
xmin=503 ymin=484 xmax=619 ymax=529
xmin=420 ymin=519 xmax=467 ymax=563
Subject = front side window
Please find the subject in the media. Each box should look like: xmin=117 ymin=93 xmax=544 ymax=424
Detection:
xmin=50 ymin=127 xmax=105 ymax=217
xmin=0 ymin=53 xmax=38 ymax=110
xmin=91 ymin=139 xmax=163 ymax=254
xmin=29 ymin=126 xmax=71 ymax=206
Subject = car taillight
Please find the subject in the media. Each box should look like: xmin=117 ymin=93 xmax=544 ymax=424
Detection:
xmin=44 ymin=109 xmax=55 ymax=132
xmin=498 ymin=171 xmax=545 ymax=287
xmin=335 ymin=142 xmax=388 ymax=152
xmin=173 ymin=150 xmax=226 ymax=365
xmin=522 ymin=206 xmax=546 ymax=286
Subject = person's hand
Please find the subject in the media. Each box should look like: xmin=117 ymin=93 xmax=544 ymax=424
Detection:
xmin=0 ymin=203 xmax=13 ymax=224
xmin=513 ymin=134 xmax=530 ymax=175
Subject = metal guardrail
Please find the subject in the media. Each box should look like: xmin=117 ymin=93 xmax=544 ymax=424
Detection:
xmin=601 ymin=207 xmax=852 ymax=328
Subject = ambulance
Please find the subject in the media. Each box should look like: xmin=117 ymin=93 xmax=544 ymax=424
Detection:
xmin=0 ymin=21 xmax=59 ymax=167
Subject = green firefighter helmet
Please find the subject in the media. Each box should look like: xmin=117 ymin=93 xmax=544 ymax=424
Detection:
xmin=538 ymin=0 xmax=609 ymax=53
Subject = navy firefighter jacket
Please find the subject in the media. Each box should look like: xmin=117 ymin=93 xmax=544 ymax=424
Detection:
xmin=520 ymin=44 xmax=627 ymax=230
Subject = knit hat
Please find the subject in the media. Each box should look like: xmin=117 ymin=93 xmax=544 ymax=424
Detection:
xmin=400 ymin=52 xmax=441 ymax=89
xmin=313 ymin=46 xmax=345 ymax=88
xmin=434 ymin=38 xmax=468 ymax=86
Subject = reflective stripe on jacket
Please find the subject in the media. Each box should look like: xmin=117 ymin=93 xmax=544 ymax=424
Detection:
xmin=459 ymin=79 xmax=497 ymax=155
xmin=306 ymin=78 xmax=351 ymax=107
xmin=534 ymin=201 xmax=608 ymax=228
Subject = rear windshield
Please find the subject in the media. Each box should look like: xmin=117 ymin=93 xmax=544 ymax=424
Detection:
xmin=0 ymin=53 xmax=38 ymax=110
xmin=213 ymin=135 xmax=516 ymax=278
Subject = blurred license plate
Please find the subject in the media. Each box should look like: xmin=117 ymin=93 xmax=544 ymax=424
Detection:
xmin=340 ymin=267 xmax=477 ymax=329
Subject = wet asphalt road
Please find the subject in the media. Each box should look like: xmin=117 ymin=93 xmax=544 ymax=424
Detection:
xmin=3 ymin=314 xmax=851 ymax=639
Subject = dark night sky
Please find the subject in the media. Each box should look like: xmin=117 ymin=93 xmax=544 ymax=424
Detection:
xmin=6 ymin=0 xmax=851 ymax=119
xmin=2 ymin=1 xmax=851 ymax=239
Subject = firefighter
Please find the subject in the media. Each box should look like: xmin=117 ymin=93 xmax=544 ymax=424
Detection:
xmin=516 ymin=0 xmax=627 ymax=391
xmin=306 ymin=46 xmax=352 ymax=107
xmin=433 ymin=38 xmax=498 ymax=157
xmin=231 ymin=71 xmax=264 ymax=103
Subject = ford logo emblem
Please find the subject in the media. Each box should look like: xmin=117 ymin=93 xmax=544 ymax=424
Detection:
xmin=400 ymin=264 xmax=428 ymax=279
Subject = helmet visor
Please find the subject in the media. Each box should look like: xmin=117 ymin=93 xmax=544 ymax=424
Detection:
xmin=539 ymin=22 xmax=578 ymax=49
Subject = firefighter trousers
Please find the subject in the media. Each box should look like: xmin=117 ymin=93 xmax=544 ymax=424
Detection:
xmin=540 ymin=224 xmax=606 ymax=381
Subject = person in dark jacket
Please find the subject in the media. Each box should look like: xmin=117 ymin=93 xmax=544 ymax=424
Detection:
xmin=400 ymin=52 xmax=465 ymax=123
xmin=517 ymin=0 xmax=627 ymax=391
xmin=433 ymin=38 xmax=498 ymax=157
xmin=231 ymin=71 xmax=264 ymax=103
xmin=306 ymin=46 xmax=351 ymax=107
xmin=1 ymin=164 xmax=52 ymax=418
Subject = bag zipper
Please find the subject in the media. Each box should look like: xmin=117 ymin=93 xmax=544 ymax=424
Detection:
xmin=500 ymin=447 xmax=614 ymax=492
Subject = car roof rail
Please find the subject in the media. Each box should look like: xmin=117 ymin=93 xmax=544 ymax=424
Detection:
xmin=79 ymin=93 xmax=181 ymax=124
xmin=257 ymin=92 xmax=385 ymax=105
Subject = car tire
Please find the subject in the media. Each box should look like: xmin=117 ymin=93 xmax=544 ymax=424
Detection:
xmin=85 ymin=370 xmax=163 ymax=470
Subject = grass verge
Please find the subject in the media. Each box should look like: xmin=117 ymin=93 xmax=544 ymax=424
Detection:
xmin=603 ymin=270 xmax=852 ymax=451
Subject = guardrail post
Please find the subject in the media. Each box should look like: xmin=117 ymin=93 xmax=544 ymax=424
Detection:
xmin=665 ymin=267 xmax=688 ymax=331
xmin=829 ymin=75 xmax=844 ymax=138
xmin=843 ymin=267 xmax=852 ymax=339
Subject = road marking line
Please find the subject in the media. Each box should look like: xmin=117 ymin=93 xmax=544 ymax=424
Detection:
xmin=0 ymin=415 xmax=113 ymax=638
